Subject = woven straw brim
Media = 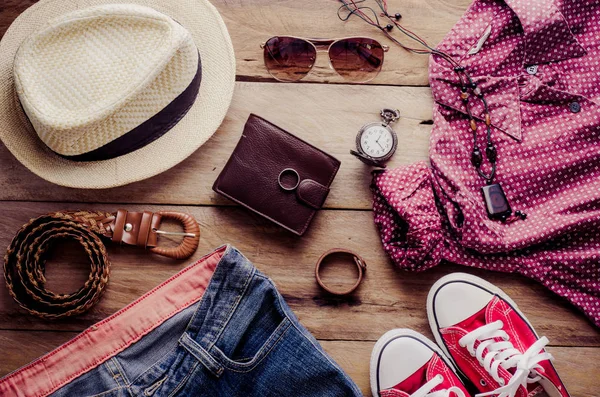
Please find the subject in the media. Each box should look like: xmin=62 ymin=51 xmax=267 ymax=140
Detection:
xmin=0 ymin=0 xmax=235 ymax=189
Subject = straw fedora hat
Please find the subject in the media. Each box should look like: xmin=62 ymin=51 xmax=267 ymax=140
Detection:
xmin=0 ymin=0 xmax=235 ymax=189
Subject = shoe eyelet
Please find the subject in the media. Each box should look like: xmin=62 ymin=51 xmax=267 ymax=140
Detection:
xmin=469 ymin=351 xmax=476 ymax=357
xmin=436 ymin=374 xmax=444 ymax=381
xmin=499 ymin=379 xmax=505 ymax=386
xmin=480 ymin=379 xmax=487 ymax=387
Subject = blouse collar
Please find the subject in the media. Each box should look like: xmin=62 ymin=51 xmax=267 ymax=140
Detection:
xmin=429 ymin=0 xmax=586 ymax=142
xmin=504 ymin=0 xmax=586 ymax=66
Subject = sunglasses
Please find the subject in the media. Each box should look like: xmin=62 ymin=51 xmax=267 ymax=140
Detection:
xmin=260 ymin=36 xmax=389 ymax=83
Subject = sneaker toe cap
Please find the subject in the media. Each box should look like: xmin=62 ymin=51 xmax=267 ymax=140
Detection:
xmin=431 ymin=277 xmax=494 ymax=328
xmin=377 ymin=335 xmax=434 ymax=390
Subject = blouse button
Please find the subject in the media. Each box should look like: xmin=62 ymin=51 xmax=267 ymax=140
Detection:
xmin=526 ymin=65 xmax=538 ymax=75
xmin=569 ymin=101 xmax=581 ymax=113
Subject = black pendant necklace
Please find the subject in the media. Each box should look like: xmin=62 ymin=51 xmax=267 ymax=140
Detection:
xmin=457 ymin=71 xmax=525 ymax=222
xmin=458 ymin=75 xmax=510 ymax=221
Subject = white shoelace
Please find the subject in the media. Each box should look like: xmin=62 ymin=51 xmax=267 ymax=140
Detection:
xmin=458 ymin=320 xmax=553 ymax=397
xmin=410 ymin=374 xmax=466 ymax=397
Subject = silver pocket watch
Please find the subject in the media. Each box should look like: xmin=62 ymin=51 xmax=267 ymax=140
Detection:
xmin=350 ymin=108 xmax=399 ymax=168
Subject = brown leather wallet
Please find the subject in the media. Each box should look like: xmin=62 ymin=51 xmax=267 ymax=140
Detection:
xmin=213 ymin=114 xmax=341 ymax=236
xmin=315 ymin=249 xmax=367 ymax=295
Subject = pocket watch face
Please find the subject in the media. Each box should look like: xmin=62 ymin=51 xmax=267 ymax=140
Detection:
xmin=359 ymin=124 xmax=394 ymax=158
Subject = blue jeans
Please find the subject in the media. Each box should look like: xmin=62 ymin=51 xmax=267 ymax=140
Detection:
xmin=0 ymin=246 xmax=361 ymax=397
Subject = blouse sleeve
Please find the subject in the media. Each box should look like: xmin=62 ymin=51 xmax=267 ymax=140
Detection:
xmin=371 ymin=161 xmax=445 ymax=272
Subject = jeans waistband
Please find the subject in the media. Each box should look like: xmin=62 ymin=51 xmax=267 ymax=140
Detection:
xmin=0 ymin=245 xmax=254 ymax=397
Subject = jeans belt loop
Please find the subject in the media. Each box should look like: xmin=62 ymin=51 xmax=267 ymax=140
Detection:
xmin=179 ymin=333 xmax=225 ymax=378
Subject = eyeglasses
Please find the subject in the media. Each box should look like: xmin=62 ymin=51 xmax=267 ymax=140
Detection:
xmin=260 ymin=36 xmax=389 ymax=83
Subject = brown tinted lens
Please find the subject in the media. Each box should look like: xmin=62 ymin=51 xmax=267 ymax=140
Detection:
xmin=263 ymin=37 xmax=316 ymax=82
xmin=329 ymin=38 xmax=384 ymax=82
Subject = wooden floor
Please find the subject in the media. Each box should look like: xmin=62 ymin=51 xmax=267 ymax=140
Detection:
xmin=1 ymin=1 xmax=599 ymax=395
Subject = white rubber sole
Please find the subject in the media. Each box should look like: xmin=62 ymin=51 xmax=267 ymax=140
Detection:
xmin=369 ymin=328 xmax=460 ymax=397
xmin=426 ymin=272 xmax=539 ymax=364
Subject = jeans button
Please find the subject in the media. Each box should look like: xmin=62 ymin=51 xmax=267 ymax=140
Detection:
xmin=569 ymin=101 xmax=581 ymax=113
xmin=526 ymin=65 xmax=538 ymax=75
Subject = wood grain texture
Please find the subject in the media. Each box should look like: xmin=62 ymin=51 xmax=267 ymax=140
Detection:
xmin=0 ymin=82 xmax=433 ymax=208
xmin=1 ymin=0 xmax=599 ymax=394
xmin=0 ymin=330 xmax=598 ymax=396
xmin=1 ymin=202 xmax=598 ymax=348
xmin=212 ymin=0 xmax=471 ymax=86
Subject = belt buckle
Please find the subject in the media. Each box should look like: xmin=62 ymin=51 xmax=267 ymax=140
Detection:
xmin=150 ymin=211 xmax=201 ymax=260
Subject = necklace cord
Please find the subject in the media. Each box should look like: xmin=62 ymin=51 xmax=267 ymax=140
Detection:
xmin=337 ymin=0 xmax=497 ymax=184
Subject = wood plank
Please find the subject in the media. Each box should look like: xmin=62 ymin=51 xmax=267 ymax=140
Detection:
xmin=0 ymin=82 xmax=433 ymax=207
xmin=0 ymin=0 xmax=472 ymax=86
xmin=0 ymin=330 xmax=597 ymax=397
xmin=1 ymin=202 xmax=598 ymax=347
xmin=211 ymin=0 xmax=471 ymax=86
xmin=2 ymin=1 xmax=598 ymax=395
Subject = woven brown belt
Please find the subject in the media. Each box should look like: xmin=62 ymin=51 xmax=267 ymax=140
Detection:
xmin=4 ymin=209 xmax=200 ymax=320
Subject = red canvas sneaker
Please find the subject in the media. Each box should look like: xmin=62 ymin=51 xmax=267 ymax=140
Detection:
xmin=370 ymin=329 xmax=470 ymax=397
xmin=427 ymin=273 xmax=569 ymax=397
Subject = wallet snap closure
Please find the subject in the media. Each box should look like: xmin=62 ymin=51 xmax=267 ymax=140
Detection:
xmin=296 ymin=179 xmax=330 ymax=210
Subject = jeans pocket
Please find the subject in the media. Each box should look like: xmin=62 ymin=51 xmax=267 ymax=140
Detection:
xmin=179 ymin=317 xmax=292 ymax=375
xmin=179 ymin=274 xmax=295 ymax=375
xmin=210 ymin=316 xmax=292 ymax=372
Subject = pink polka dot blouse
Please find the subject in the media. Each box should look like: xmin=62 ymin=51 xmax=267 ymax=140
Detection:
xmin=372 ymin=0 xmax=600 ymax=327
